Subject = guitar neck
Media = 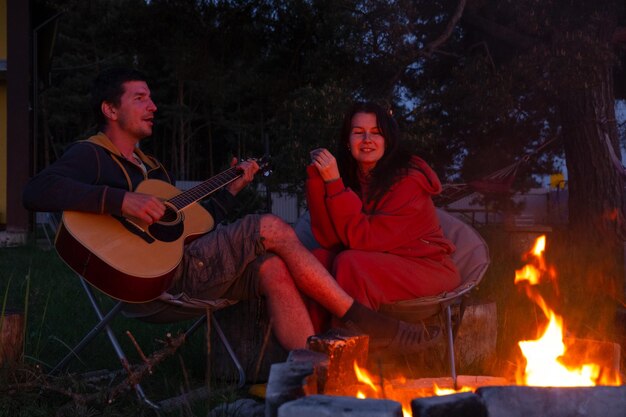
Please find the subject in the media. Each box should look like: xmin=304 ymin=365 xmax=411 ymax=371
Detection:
xmin=168 ymin=167 xmax=241 ymax=210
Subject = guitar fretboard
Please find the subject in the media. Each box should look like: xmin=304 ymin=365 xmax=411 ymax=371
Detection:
xmin=168 ymin=167 xmax=241 ymax=210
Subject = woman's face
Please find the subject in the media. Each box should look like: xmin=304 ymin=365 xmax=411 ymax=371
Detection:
xmin=348 ymin=112 xmax=386 ymax=174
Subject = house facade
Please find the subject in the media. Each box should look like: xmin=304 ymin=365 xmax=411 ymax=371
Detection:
xmin=1 ymin=0 xmax=37 ymax=246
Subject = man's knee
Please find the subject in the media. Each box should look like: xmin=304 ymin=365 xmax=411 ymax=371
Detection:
xmin=259 ymin=213 xmax=297 ymax=241
xmin=260 ymin=213 xmax=287 ymax=228
xmin=259 ymin=254 xmax=286 ymax=275
xmin=258 ymin=255 xmax=293 ymax=292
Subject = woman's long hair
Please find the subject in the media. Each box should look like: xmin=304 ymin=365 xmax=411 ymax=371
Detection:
xmin=336 ymin=102 xmax=413 ymax=207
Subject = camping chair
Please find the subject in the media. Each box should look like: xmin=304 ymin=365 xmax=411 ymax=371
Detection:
xmin=379 ymin=208 xmax=490 ymax=388
xmin=42 ymin=212 xmax=246 ymax=409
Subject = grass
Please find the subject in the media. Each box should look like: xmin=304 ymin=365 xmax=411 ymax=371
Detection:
xmin=0 ymin=242 xmax=246 ymax=416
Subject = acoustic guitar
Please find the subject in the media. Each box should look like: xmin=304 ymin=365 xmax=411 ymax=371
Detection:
xmin=55 ymin=158 xmax=270 ymax=303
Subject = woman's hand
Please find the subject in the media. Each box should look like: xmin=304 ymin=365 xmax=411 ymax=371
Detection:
xmin=310 ymin=148 xmax=340 ymax=182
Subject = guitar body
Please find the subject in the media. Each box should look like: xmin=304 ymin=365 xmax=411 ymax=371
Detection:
xmin=56 ymin=179 xmax=214 ymax=303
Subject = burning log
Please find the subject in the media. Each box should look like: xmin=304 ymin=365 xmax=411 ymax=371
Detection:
xmin=306 ymin=328 xmax=369 ymax=394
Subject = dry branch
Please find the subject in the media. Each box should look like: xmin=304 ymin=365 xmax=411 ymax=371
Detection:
xmin=2 ymin=330 xmax=189 ymax=411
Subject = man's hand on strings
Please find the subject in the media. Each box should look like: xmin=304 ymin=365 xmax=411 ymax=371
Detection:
xmin=122 ymin=192 xmax=166 ymax=224
xmin=226 ymin=157 xmax=260 ymax=196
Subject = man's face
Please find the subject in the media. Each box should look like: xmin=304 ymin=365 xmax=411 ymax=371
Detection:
xmin=111 ymin=81 xmax=157 ymax=140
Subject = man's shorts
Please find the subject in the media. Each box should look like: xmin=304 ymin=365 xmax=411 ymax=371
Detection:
xmin=121 ymin=214 xmax=266 ymax=322
xmin=176 ymin=213 xmax=266 ymax=300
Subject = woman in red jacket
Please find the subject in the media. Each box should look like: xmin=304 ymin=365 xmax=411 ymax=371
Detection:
xmin=306 ymin=101 xmax=461 ymax=332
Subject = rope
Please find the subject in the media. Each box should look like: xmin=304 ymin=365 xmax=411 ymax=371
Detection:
xmin=602 ymin=132 xmax=626 ymax=177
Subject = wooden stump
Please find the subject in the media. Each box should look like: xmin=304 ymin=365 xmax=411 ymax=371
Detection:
xmin=455 ymin=299 xmax=497 ymax=372
xmin=0 ymin=309 xmax=24 ymax=367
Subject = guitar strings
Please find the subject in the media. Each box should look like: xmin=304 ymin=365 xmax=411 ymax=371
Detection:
xmin=169 ymin=167 xmax=241 ymax=210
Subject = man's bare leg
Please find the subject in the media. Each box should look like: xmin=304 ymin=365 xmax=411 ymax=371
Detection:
xmin=258 ymin=255 xmax=314 ymax=350
xmin=257 ymin=214 xmax=353 ymax=317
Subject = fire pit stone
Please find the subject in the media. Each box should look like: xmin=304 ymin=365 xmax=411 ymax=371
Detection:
xmin=277 ymin=394 xmax=403 ymax=417
xmin=411 ymin=392 xmax=487 ymax=417
xmin=477 ymin=385 xmax=626 ymax=417
xmin=265 ymin=361 xmax=317 ymax=417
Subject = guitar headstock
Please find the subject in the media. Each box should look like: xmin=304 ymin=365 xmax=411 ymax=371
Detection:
xmin=255 ymin=155 xmax=272 ymax=177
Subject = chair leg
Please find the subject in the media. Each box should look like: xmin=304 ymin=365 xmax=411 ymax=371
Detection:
xmin=211 ymin=314 xmax=246 ymax=388
xmin=49 ymin=298 xmax=124 ymax=375
xmin=50 ymin=277 xmax=159 ymax=409
xmin=183 ymin=313 xmax=245 ymax=388
xmin=444 ymin=304 xmax=458 ymax=390
xmin=52 ymin=277 xmax=244 ymax=408
xmin=80 ymin=279 xmax=162 ymax=409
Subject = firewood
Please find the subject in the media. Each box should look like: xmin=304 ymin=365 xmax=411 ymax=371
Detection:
xmin=306 ymin=328 xmax=369 ymax=395
xmin=0 ymin=309 xmax=24 ymax=367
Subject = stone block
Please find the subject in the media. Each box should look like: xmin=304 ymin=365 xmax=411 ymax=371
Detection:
xmin=477 ymin=385 xmax=626 ymax=417
xmin=277 ymin=395 xmax=402 ymax=417
xmin=287 ymin=348 xmax=329 ymax=367
xmin=411 ymin=392 xmax=487 ymax=417
xmin=265 ymin=361 xmax=316 ymax=417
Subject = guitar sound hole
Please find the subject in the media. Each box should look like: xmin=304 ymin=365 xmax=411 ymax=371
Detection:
xmin=161 ymin=207 xmax=179 ymax=223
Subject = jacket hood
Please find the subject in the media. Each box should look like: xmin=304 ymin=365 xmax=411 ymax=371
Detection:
xmin=408 ymin=155 xmax=443 ymax=195
xmin=85 ymin=132 xmax=159 ymax=170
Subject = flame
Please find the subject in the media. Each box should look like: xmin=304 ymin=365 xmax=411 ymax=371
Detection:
xmin=354 ymin=360 xmax=379 ymax=394
xmin=433 ymin=383 xmax=473 ymax=396
xmin=518 ymin=311 xmax=600 ymax=386
xmin=514 ymin=235 xmax=557 ymax=289
xmin=353 ymin=361 xmax=411 ymax=417
xmin=514 ymin=235 xmax=621 ymax=386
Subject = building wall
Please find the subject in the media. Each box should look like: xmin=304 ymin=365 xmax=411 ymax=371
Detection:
xmin=4 ymin=0 xmax=31 ymax=238
xmin=0 ymin=0 xmax=7 ymax=225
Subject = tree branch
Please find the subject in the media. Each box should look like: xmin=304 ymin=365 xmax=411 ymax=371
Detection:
xmin=462 ymin=10 xmax=536 ymax=50
xmin=612 ymin=26 xmax=626 ymax=44
xmin=423 ymin=0 xmax=468 ymax=57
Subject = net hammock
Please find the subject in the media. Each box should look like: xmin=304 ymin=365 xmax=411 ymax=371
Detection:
xmin=434 ymin=136 xmax=560 ymax=207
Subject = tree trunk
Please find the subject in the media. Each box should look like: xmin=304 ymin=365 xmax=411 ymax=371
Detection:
xmin=178 ymin=79 xmax=187 ymax=179
xmin=558 ymin=59 xmax=625 ymax=337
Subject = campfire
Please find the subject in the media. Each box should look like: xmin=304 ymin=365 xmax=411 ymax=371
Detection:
xmin=514 ymin=235 xmax=622 ymax=387
xmin=343 ymin=235 xmax=620 ymax=412
xmin=266 ymin=234 xmax=624 ymax=417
